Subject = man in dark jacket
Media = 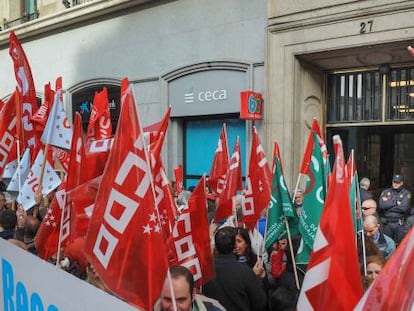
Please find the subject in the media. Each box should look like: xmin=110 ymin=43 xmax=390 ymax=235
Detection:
xmin=203 ymin=227 xmax=268 ymax=311
xmin=378 ymin=174 xmax=411 ymax=244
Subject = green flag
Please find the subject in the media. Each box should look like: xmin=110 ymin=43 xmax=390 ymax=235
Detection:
xmin=265 ymin=152 xmax=299 ymax=249
xmin=347 ymin=151 xmax=363 ymax=234
xmin=297 ymin=132 xmax=329 ymax=256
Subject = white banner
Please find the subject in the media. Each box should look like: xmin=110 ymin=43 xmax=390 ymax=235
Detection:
xmin=0 ymin=239 xmax=139 ymax=311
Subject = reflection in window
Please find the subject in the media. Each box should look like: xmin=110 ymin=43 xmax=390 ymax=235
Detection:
xmin=327 ymin=71 xmax=381 ymax=123
xmin=387 ymin=68 xmax=414 ymax=120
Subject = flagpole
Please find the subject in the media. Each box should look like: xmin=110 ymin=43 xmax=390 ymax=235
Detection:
xmin=284 ymin=217 xmax=300 ymax=290
xmin=16 ymin=139 xmax=22 ymax=195
xmin=352 ymin=149 xmax=367 ymax=276
xmin=38 ymin=144 xmax=49 ymax=188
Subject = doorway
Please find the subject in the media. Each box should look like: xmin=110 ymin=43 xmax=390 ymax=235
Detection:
xmin=327 ymin=125 xmax=414 ymax=197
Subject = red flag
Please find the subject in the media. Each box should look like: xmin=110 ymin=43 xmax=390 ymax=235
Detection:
xmin=148 ymin=107 xmax=171 ymax=159
xmin=242 ymin=127 xmax=272 ymax=229
xmin=84 ymin=78 xmax=168 ymax=310
xmin=31 ymin=82 xmax=54 ymax=139
xmin=67 ymin=175 xmax=102 ymax=240
xmin=170 ymin=176 xmax=215 ymax=287
xmin=66 ymin=113 xmax=90 ymax=242
xmin=0 ymin=91 xmax=18 ymax=179
xmin=84 ymin=137 xmax=113 ymax=180
xmin=214 ymin=136 xmax=242 ymax=223
xmin=297 ymin=135 xmax=363 ymax=311
xmin=148 ymin=110 xmax=178 ymax=243
xmin=354 ymin=226 xmax=414 ymax=310
xmin=208 ymin=124 xmax=229 ymax=195
xmin=174 ymin=164 xmax=184 ymax=195
xmin=9 ymin=32 xmax=37 ymax=148
xmin=86 ymin=87 xmax=113 ymax=142
xmin=299 ymin=118 xmax=325 ymax=175
xmin=35 ymin=183 xmax=67 ymax=260
xmin=0 ymin=98 xmax=4 ymax=111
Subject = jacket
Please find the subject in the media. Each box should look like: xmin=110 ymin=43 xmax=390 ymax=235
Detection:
xmin=153 ymin=294 xmax=226 ymax=311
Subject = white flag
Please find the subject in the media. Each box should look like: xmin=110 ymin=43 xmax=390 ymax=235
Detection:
xmin=41 ymin=93 xmax=73 ymax=150
xmin=7 ymin=148 xmax=31 ymax=194
xmin=2 ymin=160 xmax=18 ymax=181
xmin=18 ymin=150 xmax=62 ymax=211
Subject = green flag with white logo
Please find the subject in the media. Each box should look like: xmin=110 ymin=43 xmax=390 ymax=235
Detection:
xmin=265 ymin=148 xmax=299 ymax=249
xmin=296 ymin=132 xmax=329 ymax=264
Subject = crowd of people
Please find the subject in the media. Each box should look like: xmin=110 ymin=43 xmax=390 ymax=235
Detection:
xmin=0 ymin=172 xmax=412 ymax=311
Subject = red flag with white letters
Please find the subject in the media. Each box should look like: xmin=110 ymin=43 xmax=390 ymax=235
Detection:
xmin=214 ymin=136 xmax=242 ymax=223
xmin=31 ymin=82 xmax=54 ymax=139
xmin=9 ymin=32 xmax=37 ymax=149
xmin=84 ymin=78 xmax=169 ymax=311
xmin=84 ymin=137 xmax=113 ymax=180
xmin=208 ymin=124 xmax=229 ymax=195
xmin=297 ymin=135 xmax=363 ymax=311
xmin=0 ymin=91 xmax=18 ymax=179
xmin=86 ymin=87 xmax=112 ymax=142
xmin=170 ymin=176 xmax=215 ymax=287
xmin=242 ymin=127 xmax=272 ymax=229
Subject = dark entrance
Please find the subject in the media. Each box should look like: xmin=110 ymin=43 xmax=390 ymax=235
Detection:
xmin=327 ymin=125 xmax=414 ymax=197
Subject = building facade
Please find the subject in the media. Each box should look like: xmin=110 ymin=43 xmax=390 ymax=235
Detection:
xmin=2 ymin=0 xmax=414 ymax=194
xmin=267 ymin=0 xmax=414 ymax=194
xmin=0 ymin=0 xmax=267 ymax=188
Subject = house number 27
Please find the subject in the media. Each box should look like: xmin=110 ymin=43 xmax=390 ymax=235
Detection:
xmin=360 ymin=20 xmax=374 ymax=34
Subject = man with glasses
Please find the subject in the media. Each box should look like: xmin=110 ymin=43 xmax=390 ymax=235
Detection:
xmin=378 ymin=174 xmax=411 ymax=244
xmin=361 ymin=199 xmax=379 ymax=219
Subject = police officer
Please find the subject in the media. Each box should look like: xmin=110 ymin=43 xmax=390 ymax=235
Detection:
xmin=378 ymin=174 xmax=411 ymax=244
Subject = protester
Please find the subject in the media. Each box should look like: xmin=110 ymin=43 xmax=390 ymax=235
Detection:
xmin=361 ymin=199 xmax=379 ymax=219
xmin=203 ymin=227 xmax=268 ymax=311
xmin=268 ymin=235 xmax=303 ymax=311
xmin=234 ymin=226 xmax=269 ymax=298
xmin=378 ymin=174 xmax=411 ymax=244
xmin=359 ymin=177 xmax=373 ymax=202
xmin=23 ymin=215 xmax=41 ymax=254
xmin=0 ymin=191 xmax=7 ymax=211
xmin=154 ymin=265 xmax=225 ymax=311
xmin=0 ymin=209 xmax=17 ymax=240
xmin=270 ymin=238 xmax=288 ymax=279
xmin=363 ymin=215 xmax=395 ymax=259
xmin=362 ymin=255 xmax=386 ymax=290
xmin=293 ymin=189 xmax=304 ymax=217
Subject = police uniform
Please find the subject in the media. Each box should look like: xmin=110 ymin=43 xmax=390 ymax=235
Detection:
xmin=378 ymin=174 xmax=411 ymax=244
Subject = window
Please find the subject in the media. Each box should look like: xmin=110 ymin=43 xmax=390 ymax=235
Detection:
xmin=387 ymin=67 xmax=414 ymax=120
xmin=24 ymin=0 xmax=38 ymax=20
xmin=327 ymin=70 xmax=382 ymax=123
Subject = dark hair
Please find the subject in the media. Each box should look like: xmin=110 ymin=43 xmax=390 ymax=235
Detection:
xmin=0 ymin=209 xmax=17 ymax=230
xmin=214 ymin=227 xmax=236 ymax=254
xmin=24 ymin=216 xmax=40 ymax=239
xmin=235 ymin=227 xmax=257 ymax=267
xmin=169 ymin=265 xmax=194 ymax=297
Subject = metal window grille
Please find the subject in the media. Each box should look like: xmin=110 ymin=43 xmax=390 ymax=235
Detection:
xmin=387 ymin=68 xmax=414 ymax=121
xmin=327 ymin=71 xmax=382 ymax=123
